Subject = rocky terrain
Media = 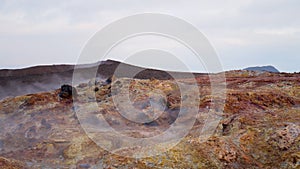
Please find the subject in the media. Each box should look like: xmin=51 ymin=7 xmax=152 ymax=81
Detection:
xmin=0 ymin=70 xmax=299 ymax=168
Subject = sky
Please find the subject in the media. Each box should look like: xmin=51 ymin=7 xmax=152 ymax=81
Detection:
xmin=0 ymin=0 xmax=299 ymax=72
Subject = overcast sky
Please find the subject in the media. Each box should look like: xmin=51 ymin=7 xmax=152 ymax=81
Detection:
xmin=0 ymin=0 xmax=299 ymax=72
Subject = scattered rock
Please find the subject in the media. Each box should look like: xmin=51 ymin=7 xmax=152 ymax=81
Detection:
xmin=289 ymin=152 xmax=300 ymax=168
xmin=78 ymin=83 xmax=88 ymax=88
xmin=209 ymin=138 xmax=238 ymax=163
xmin=269 ymin=123 xmax=300 ymax=150
xmin=0 ymin=156 xmax=25 ymax=169
xmin=41 ymin=119 xmax=52 ymax=130
xmin=24 ymin=126 xmax=36 ymax=138
xmin=78 ymin=163 xmax=91 ymax=169
xmin=59 ymin=84 xmax=77 ymax=99
xmin=105 ymin=75 xmax=116 ymax=85
xmin=88 ymin=78 xmax=100 ymax=87
xmin=94 ymin=87 xmax=99 ymax=92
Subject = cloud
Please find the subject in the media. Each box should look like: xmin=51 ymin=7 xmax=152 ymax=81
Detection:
xmin=0 ymin=0 xmax=299 ymax=72
xmin=254 ymin=28 xmax=300 ymax=36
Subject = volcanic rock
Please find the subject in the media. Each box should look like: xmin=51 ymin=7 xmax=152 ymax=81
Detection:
xmin=0 ymin=70 xmax=299 ymax=168
xmin=59 ymin=84 xmax=77 ymax=99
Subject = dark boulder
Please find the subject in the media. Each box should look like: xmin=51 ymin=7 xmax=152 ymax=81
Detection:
xmin=59 ymin=84 xmax=77 ymax=99
xmin=104 ymin=75 xmax=116 ymax=85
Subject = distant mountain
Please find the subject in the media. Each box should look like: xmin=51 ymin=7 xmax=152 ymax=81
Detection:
xmin=243 ymin=66 xmax=279 ymax=73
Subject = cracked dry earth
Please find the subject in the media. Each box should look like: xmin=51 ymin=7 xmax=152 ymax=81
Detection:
xmin=0 ymin=70 xmax=299 ymax=168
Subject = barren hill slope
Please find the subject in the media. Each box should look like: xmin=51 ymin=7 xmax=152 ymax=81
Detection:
xmin=0 ymin=60 xmax=207 ymax=100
